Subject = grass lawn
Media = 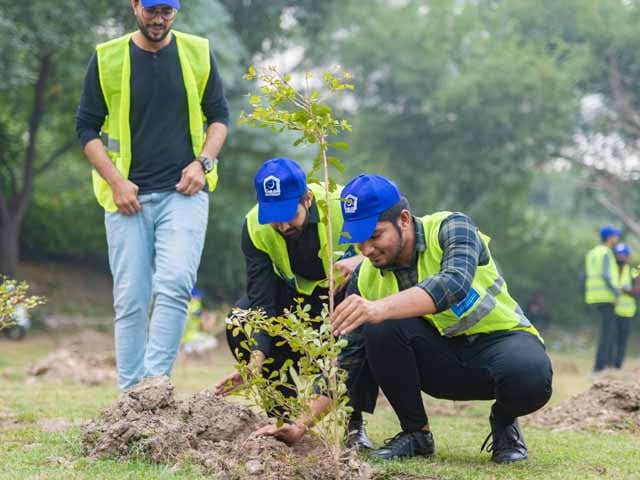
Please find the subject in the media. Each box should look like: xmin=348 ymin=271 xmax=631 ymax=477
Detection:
xmin=1 ymin=331 xmax=639 ymax=480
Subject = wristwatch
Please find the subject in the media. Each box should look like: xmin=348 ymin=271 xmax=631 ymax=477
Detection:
xmin=198 ymin=155 xmax=216 ymax=174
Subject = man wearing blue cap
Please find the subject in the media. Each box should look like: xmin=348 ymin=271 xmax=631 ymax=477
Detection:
xmin=256 ymin=174 xmax=552 ymax=464
xmin=76 ymin=0 xmax=229 ymax=391
xmin=585 ymin=225 xmax=622 ymax=372
xmin=612 ymin=243 xmax=637 ymax=369
xmin=213 ymin=158 xmax=375 ymax=449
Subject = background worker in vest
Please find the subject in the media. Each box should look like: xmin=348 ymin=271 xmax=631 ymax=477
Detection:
xmin=213 ymin=158 xmax=376 ymax=449
xmin=584 ymin=225 xmax=622 ymax=373
xmin=612 ymin=243 xmax=637 ymax=369
xmin=255 ymin=174 xmax=553 ymax=464
xmin=75 ymin=0 xmax=229 ymax=391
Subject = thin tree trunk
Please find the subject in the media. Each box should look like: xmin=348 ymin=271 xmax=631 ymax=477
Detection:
xmin=0 ymin=215 xmax=21 ymax=277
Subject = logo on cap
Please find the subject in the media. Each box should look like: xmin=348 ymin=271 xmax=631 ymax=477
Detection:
xmin=263 ymin=176 xmax=281 ymax=197
xmin=344 ymin=194 xmax=358 ymax=214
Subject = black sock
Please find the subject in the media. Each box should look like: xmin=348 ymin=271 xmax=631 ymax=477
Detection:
xmin=348 ymin=411 xmax=363 ymax=430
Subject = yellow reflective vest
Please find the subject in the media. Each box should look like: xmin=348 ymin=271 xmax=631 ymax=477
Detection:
xmin=93 ymin=31 xmax=219 ymax=212
xmin=584 ymin=245 xmax=619 ymax=304
xmin=357 ymin=212 xmax=541 ymax=340
xmin=182 ymin=297 xmax=202 ymax=344
xmin=615 ymin=264 xmax=636 ymax=318
xmin=245 ymin=183 xmax=352 ymax=296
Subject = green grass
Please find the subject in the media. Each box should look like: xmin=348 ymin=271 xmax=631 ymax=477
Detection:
xmin=1 ymin=332 xmax=639 ymax=479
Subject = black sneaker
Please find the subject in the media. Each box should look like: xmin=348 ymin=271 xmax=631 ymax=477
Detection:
xmin=345 ymin=421 xmax=373 ymax=450
xmin=370 ymin=430 xmax=435 ymax=460
xmin=481 ymin=415 xmax=528 ymax=464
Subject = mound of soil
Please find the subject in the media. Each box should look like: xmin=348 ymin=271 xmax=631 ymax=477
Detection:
xmin=527 ymin=379 xmax=640 ymax=432
xmin=27 ymin=330 xmax=117 ymax=385
xmin=82 ymin=376 xmax=373 ymax=479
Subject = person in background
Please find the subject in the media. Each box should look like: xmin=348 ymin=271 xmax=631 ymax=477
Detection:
xmin=584 ymin=225 xmax=621 ymax=372
xmin=524 ymin=291 xmax=551 ymax=333
xmin=612 ymin=243 xmax=636 ymax=369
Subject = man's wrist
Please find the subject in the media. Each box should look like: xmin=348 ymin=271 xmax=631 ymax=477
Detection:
xmin=197 ymin=155 xmax=216 ymax=174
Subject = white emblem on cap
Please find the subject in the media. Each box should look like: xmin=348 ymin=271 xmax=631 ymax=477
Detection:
xmin=344 ymin=194 xmax=358 ymax=214
xmin=263 ymin=175 xmax=281 ymax=197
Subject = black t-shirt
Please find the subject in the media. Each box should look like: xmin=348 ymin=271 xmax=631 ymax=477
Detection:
xmin=76 ymin=34 xmax=229 ymax=194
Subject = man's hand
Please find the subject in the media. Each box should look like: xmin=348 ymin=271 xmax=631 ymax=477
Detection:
xmin=213 ymin=370 xmax=244 ymax=396
xmin=176 ymin=160 xmax=206 ymax=195
xmin=334 ymin=255 xmax=363 ymax=291
xmin=251 ymin=422 xmax=307 ymax=446
xmin=213 ymin=351 xmax=265 ymax=396
xmin=330 ymin=294 xmax=386 ymax=335
xmin=111 ymin=178 xmax=141 ymax=215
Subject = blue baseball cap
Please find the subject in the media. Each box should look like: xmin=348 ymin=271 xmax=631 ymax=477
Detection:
xmin=614 ymin=243 xmax=630 ymax=256
xmin=339 ymin=174 xmax=402 ymax=244
xmin=600 ymin=225 xmax=622 ymax=241
xmin=141 ymin=0 xmax=181 ymax=9
xmin=254 ymin=158 xmax=307 ymax=224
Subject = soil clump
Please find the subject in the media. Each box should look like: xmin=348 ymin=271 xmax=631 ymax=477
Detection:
xmin=27 ymin=330 xmax=117 ymax=385
xmin=83 ymin=376 xmax=373 ymax=479
xmin=527 ymin=378 xmax=640 ymax=432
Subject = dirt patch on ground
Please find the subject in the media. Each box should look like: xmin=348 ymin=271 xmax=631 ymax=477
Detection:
xmin=526 ymin=378 xmax=640 ymax=432
xmin=27 ymin=330 xmax=117 ymax=385
xmin=0 ymin=411 xmax=20 ymax=430
xmin=82 ymin=376 xmax=373 ymax=479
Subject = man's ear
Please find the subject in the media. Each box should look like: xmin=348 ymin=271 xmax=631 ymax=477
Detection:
xmin=304 ymin=190 xmax=313 ymax=209
xmin=399 ymin=209 xmax=412 ymax=231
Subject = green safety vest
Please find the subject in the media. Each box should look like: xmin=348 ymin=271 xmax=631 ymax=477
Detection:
xmin=357 ymin=212 xmax=541 ymax=340
xmin=93 ymin=30 xmax=219 ymax=212
xmin=245 ymin=183 xmax=350 ymax=296
xmin=615 ymin=264 xmax=636 ymax=318
xmin=584 ymin=245 xmax=619 ymax=304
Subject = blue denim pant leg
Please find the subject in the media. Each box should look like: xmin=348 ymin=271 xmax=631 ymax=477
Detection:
xmin=105 ymin=199 xmax=155 ymax=391
xmin=143 ymin=191 xmax=209 ymax=379
xmin=106 ymin=191 xmax=209 ymax=391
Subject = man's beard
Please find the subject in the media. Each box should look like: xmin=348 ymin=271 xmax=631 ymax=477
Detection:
xmin=137 ymin=17 xmax=171 ymax=43
xmin=277 ymin=205 xmax=310 ymax=240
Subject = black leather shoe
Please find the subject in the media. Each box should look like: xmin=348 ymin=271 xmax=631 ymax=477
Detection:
xmin=370 ymin=430 xmax=435 ymax=460
xmin=345 ymin=422 xmax=373 ymax=450
xmin=481 ymin=415 xmax=528 ymax=464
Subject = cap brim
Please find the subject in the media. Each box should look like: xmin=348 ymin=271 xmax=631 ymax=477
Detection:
xmin=141 ymin=0 xmax=181 ymax=9
xmin=339 ymin=215 xmax=379 ymax=244
xmin=258 ymin=198 xmax=299 ymax=224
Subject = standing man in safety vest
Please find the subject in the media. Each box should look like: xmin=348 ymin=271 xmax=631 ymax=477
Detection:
xmin=213 ymin=158 xmax=376 ymax=450
xmin=612 ymin=243 xmax=636 ymax=369
xmin=255 ymin=174 xmax=552 ymax=464
xmin=585 ymin=225 xmax=621 ymax=372
xmin=76 ymin=0 xmax=229 ymax=391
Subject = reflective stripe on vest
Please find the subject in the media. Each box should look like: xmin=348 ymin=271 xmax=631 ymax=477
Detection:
xmin=584 ymin=245 xmax=619 ymax=304
xmin=93 ymin=31 xmax=218 ymax=212
xmin=357 ymin=212 xmax=541 ymax=340
xmin=615 ymin=264 xmax=636 ymax=318
xmin=245 ymin=183 xmax=352 ymax=296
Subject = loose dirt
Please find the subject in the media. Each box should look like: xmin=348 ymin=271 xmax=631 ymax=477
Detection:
xmin=27 ymin=330 xmax=117 ymax=385
xmin=527 ymin=378 xmax=640 ymax=432
xmin=82 ymin=376 xmax=373 ymax=479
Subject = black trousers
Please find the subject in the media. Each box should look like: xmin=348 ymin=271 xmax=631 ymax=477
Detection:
xmin=613 ymin=315 xmax=633 ymax=369
xmin=593 ymin=304 xmax=618 ymax=372
xmin=225 ymin=281 xmax=379 ymax=415
xmin=362 ymin=317 xmax=553 ymax=432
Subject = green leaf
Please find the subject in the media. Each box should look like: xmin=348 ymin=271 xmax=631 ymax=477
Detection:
xmin=328 ymin=156 xmax=345 ymax=173
xmin=329 ymin=142 xmax=350 ymax=151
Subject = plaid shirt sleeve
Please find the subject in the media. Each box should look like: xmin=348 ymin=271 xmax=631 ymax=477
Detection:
xmin=416 ymin=213 xmax=484 ymax=312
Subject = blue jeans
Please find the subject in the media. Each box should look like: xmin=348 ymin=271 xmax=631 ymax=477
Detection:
xmin=105 ymin=191 xmax=209 ymax=391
